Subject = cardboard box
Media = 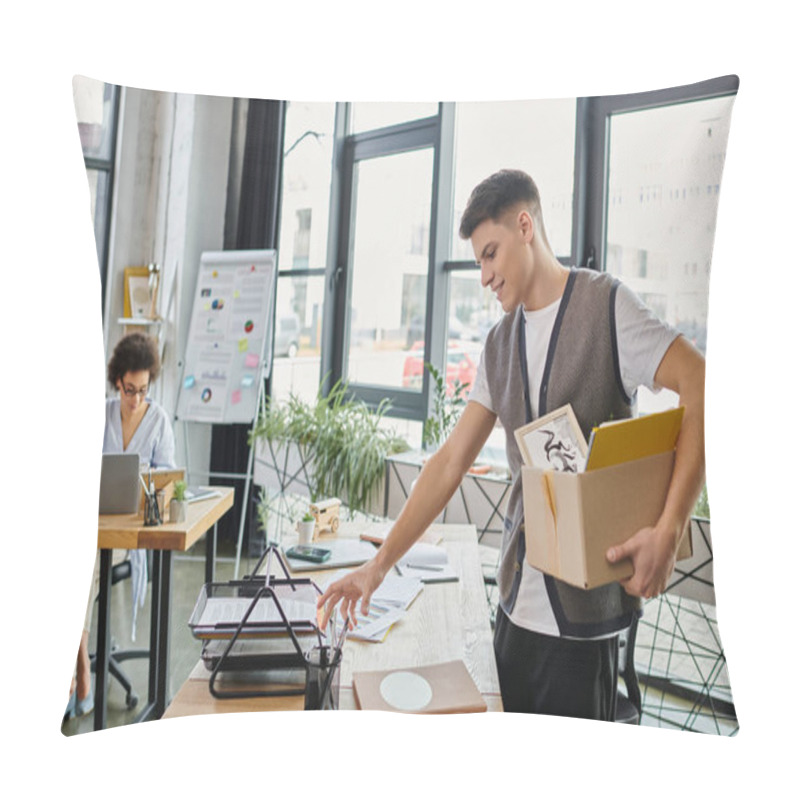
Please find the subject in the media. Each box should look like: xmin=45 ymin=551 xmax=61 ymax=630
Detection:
xmin=521 ymin=450 xmax=692 ymax=589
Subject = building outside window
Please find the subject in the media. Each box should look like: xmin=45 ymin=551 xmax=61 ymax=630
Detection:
xmin=271 ymin=101 xmax=336 ymax=407
xmin=271 ymin=82 xmax=737 ymax=453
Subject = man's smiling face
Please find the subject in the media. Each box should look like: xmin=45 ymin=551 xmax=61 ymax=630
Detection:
xmin=471 ymin=207 xmax=535 ymax=313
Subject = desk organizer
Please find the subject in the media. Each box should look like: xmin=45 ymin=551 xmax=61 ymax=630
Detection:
xmin=188 ymin=545 xmax=344 ymax=708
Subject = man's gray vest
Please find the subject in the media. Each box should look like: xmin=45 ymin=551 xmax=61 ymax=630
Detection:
xmin=485 ymin=268 xmax=641 ymax=638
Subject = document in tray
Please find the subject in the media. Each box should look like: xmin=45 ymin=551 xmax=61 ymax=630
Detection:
xmin=396 ymin=542 xmax=458 ymax=583
xmin=195 ymin=595 xmax=318 ymax=632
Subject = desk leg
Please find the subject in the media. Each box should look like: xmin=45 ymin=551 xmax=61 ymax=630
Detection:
xmin=93 ymin=548 xmax=112 ymax=731
xmin=154 ymin=550 xmax=173 ymax=718
xmin=147 ymin=550 xmax=162 ymax=712
xmin=205 ymin=522 xmax=217 ymax=585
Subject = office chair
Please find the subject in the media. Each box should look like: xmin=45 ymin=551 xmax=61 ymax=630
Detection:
xmin=89 ymin=557 xmax=150 ymax=710
xmin=615 ymin=615 xmax=642 ymax=724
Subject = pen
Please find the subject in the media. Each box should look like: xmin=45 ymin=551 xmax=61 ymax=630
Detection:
xmin=404 ymin=563 xmax=443 ymax=571
xmin=336 ymin=609 xmax=349 ymax=651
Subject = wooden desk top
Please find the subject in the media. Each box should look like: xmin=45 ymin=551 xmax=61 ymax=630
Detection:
xmin=97 ymin=487 xmax=235 ymax=551
xmin=163 ymin=521 xmax=502 ymax=716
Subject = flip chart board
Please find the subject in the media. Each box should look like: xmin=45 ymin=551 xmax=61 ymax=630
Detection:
xmin=177 ymin=249 xmax=277 ymax=424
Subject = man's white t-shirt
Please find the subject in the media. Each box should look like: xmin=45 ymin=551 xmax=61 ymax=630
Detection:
xmin=468 ymin=280 xmax=680 ymax=637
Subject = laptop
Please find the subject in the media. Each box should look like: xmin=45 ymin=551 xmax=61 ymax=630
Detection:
xmin=98 ymin=453 xmax=141 ymax=514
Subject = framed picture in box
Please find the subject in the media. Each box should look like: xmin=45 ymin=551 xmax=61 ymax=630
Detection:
xmin=514 ymin=404 xmax=588 ymax=473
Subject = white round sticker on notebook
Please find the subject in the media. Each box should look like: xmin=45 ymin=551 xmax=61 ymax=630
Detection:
xmin=379 ymin=671 xmax=433 ymax=711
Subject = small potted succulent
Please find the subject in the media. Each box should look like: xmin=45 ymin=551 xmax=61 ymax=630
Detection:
xmin=296 ymin=510 xmax=316 ymax=544
xmin=169 ymin=480 xmax=188 ymax=523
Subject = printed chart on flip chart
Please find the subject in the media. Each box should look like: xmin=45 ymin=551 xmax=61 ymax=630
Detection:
xmin=177 ymin=250 xmax=277 ymax=425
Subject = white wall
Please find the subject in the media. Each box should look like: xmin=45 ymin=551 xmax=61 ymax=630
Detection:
xmin=104 ymin=86 xmax=234 ymax=480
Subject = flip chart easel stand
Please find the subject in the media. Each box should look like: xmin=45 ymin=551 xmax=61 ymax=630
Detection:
xmin=176 ymin=249 xmax=277 ymax=580
xmin=178 ymin=363 xmax=265 ymax=580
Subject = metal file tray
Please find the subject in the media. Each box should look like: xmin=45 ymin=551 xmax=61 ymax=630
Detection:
xmin=188 ymin=579 xmax=322 ymax=640
xmin=187 ymin=544 xmax=341 ymax=705
xmin=200 ymin=635 xmax=319 ymax=672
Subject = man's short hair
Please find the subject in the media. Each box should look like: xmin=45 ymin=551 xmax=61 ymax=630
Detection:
xmin=459 ymin=169 xmax=546 ymax=241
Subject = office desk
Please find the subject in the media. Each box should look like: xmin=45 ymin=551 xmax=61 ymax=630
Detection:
xmin=95 ymin=487 xmax=234 ymax=730
xmin=163 ymin=521 xmax=502 ymax=717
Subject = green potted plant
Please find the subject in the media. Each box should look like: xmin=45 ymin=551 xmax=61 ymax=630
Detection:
xmin=251 ymin=379 xmax=409 ymax=516
xmin=296 ymin=510 xmax=316 ymax=544
xmin=169 ymin=479 xmax=188 ymax=523
xmin=422 ymin=362 xmax=469 ymax=452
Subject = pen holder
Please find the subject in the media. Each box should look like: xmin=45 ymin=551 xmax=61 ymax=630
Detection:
xmin=304 ymin=645 xmax=341 ymax=711
xmin=143 ymin=490 xmax=162 ymax=526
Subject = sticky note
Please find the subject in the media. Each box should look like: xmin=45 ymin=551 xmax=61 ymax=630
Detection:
xmin=231 ymin=390 xmax=242 ymax=405
xmin=241 ymin=375 xmax=254 ymax=388
xmin=238 ymin=338 xmax=248 ymax=353
xmin=244 ymin=352 xmax=259 ymax=368
xmin=184 ymin=375 xmax=195 ymax=389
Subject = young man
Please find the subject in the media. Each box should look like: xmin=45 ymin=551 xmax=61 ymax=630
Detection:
xmin=317 ymin=169 xmax=706 ymax=720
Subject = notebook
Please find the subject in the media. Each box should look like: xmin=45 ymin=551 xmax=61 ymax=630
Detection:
xmin=283 ymin=538 xmax=378 ymax=572
xmin=353 ymin=660 xmax=487 ymax=714
xmin=184 ymin=486 xmax=222 ymax=504
xmin=98 ymin=453 xmax=141 ymax=514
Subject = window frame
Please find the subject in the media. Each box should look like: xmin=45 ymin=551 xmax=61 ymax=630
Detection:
xmin=321 ymin=107 xmax=456 ymax=421
xmin=272 ymin=78 xmax=739 ymax=437
xmin=79 ymin=82 xmax=121 ymax=310
xmin=578 ymin=75 xmax=740 ymax=274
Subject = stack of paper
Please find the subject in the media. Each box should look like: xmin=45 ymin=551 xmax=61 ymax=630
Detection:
xmin=347 ymin=605 xmax=407 ymax=643
xmin=371 ymin=573 xmax=424 ymax=609
xmin=322 ymin=570 xmax=424 ymax=643
xmin=359 ymin=523 xmax=443 ymax=546
xmin=396 ymin=542 xmax=458 ymax=583
xmin=192 ymin=594 xmax=319 ymax=638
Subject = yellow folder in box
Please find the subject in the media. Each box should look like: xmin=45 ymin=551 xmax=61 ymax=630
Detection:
xmin=585 ymin=406 xmax=685 ymax=471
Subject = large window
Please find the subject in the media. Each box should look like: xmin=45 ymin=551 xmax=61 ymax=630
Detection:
xmin=72 ymin=76 xmax=120 ymax=306
xmin=605 ymin=95 xmax=735 ymax=358
xmin=346 ymin=148 xmax=435 ymax=393
xmin=271 ymin=101 xmax=336 ymax=406
xmin=589 ymin=79 xmax=738 ymax=412
xmin=445 ymin=98 xmax=577 ymax=428
xmin=271 ymin=78 xmax=738 ymax=449
xmin=450 ymin=99 xmax=577 ymax=261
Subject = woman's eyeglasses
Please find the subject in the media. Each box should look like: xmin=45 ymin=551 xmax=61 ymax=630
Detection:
xmin=121 ymin=383 xmax=149 ymax=398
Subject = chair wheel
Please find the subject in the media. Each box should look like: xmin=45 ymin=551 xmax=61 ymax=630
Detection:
xmin=125 ymin=692 xmax=139 ymax=710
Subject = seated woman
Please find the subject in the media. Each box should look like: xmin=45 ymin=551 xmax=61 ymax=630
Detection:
xmin=65 ymin=332 xmax=175 ymax=721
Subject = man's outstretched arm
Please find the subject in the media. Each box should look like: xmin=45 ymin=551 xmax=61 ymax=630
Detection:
xmin=317 ymin=401 xmax=497 ymax=627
